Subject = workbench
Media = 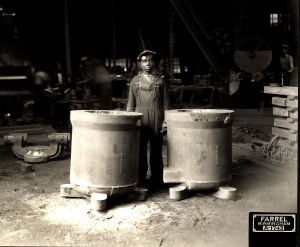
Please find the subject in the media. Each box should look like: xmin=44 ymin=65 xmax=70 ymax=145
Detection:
xmin=57 ymin=98 xmax=102 ymax=110
xmin=170 ymin=85 xmax=215 ymax=105
xmin=111 ymin=85 xmax=216 ymax=109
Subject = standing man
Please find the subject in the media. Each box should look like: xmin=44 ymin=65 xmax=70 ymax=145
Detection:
xmin=279 ymin=44 xmax=294 ymax=86
xmin=127 ymin=50 xmax=169 ymax=190
xmin=92 ymin=60 xmax=112 ymax=110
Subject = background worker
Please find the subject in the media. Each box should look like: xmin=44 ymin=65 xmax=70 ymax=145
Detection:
xmin=127 ymin=50 xmax=169 ymax=190
xmin=279 ymin=44 xmax=294 ymax=86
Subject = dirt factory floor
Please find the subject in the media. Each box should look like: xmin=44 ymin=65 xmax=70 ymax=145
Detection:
xmin=0 ymin=108 xmax=297 ymax=247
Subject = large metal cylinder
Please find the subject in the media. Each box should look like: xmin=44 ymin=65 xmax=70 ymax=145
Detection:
xmin=70 ymin=110 xmax=142 ymax=196
xmin=164 ymin=109 xmax=234 ymax=190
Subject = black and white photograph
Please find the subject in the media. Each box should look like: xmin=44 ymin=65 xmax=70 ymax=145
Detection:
xmin=0 ymin=0 xmax=298 ymax=246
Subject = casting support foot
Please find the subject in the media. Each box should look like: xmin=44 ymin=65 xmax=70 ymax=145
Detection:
xmin=125 ymin=187 xmax=148 ymax=201
xmin=60 ymin=184 xmax=148 ymax=211
xmin=211 ymin=186 xmax=237 ymax=201
xmin=169 ymin=183 xmax=193 ymax=201
xmin=168 ymin=183 xmax=237 ymax=201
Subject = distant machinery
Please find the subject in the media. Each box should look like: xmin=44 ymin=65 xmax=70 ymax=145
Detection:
xmin=0 ymin=4 xmax=33 ymax=124
xmin=231 ymin=38 xmax=272 ymax=94
xmin=0 ymin=4 xmax=18 ymax=37
xmin=169 ymin=0 xmax=273 ymax=96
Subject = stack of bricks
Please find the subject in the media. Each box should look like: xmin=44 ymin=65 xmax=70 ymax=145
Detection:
xmin=264 ymin=86 xmax=298 ymax=163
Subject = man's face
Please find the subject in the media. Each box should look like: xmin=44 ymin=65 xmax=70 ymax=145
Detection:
xmin=282 ymin=48 xmax=288 ymax=54
xmin=140 ymin=55 xmax=154 ymax=73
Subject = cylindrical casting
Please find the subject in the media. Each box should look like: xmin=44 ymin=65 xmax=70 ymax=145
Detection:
xmin=164 ymin=109 xmax=234 ymax=190
xmin=70 ymin=110 xmax=142 ymax=196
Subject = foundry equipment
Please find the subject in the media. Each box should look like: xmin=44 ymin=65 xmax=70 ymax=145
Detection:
xmin=60 ymin=110 xmax=147 ymax=211
xmin=0 ymin=66 xmax=34 ymax=123
xmin=163 ymin=109 xmax=235 ymax=200
xmin=169 ymin=0 xmax=273 ymax=96
xmin=4 ymin=132 xmax=70 ymax=163
xmin=0 ymin=4 xmax=34 ymax=124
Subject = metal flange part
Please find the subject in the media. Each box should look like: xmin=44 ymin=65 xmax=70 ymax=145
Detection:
xmin=23 ymin=146 xmax=51 ymax=163
xmin=4 ymin=133 xmax=70 ymax=163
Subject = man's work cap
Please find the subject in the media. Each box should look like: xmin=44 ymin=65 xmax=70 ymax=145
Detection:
xmin=281 ymin=44 xmax=289 ymax=49
xmin=137 ymin=50 xmax=157 ymax=61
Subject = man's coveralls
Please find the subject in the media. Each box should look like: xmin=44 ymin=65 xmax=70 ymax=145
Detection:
xmin=127 ymin=72 xmax=169 ymax=183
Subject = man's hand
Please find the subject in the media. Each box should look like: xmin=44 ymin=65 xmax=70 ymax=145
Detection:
xmin=160 ymin=121 xmax=167 ymax=134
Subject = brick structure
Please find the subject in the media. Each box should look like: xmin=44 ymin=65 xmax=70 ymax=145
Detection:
xmin=264 ymin=86 xmax=298 ymax=163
